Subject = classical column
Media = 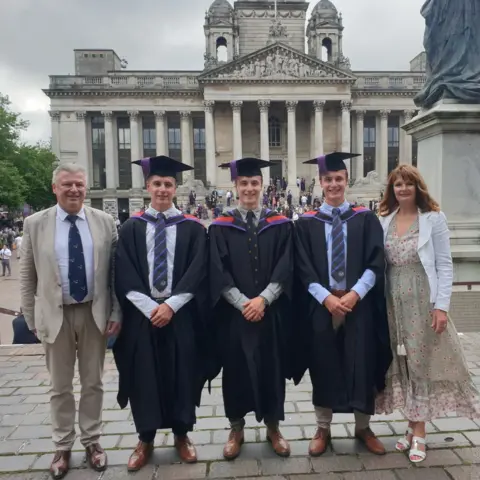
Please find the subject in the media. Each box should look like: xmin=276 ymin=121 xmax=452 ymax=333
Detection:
xmin=101 ymin=111 xmax=116 ymax=190
xmin=180 ymin=111 xmax=193 ymax=183
xmin=128 ymin=111 xmax=144 ymax=189
xmin=154 ymin=110 xmax=167 ymax=156
xmin=401 ymin=110 xmax=415 ymax=165
xmin=49 ymin=111 xmax=61 ymax=160
xmin=379 ymin=109 xmax=390 ymax=179
xmin=354 ymin=110 xmax=366 ymax=180
xmin=341 ymin=100 xmax=352 ymax=176
xmin=258 ymin=100 xmax=271 ymax=184
xmin=75 ymin=111 xmax=90 ymax=184
xmin=286 ymin=100 xmax=298 ymax=191
xmin=204 ymin=101 xmax=217 ymax=188
xmin=313 ymin=100 xmax=326 ymax=156
xmin=231 ymin=101 xmax=243 ymax=159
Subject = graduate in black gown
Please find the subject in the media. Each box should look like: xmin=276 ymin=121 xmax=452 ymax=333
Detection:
xmin=294 ymin=153 xmax=392 ymax=457
xmin=113 ymin=156 xmax=210 ymax=471
xmin=209 ymin=158 xmax=294 ymax=460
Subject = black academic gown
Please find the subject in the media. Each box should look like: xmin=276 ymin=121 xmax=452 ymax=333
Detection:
xmin=113 ymin=212 xmax=211 ymax=434
xmin=294 ymin=207 xmax=392 ymax=415
xmin=209 ymin=209 xmax=294 ymax=422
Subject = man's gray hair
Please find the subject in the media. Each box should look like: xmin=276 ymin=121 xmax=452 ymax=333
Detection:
xmin=52 ymin=163 xmax=88 ymax=184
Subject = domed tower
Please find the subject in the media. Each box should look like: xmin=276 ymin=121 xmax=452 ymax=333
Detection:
xmin=307 ymin=0 xmax=349 ymax=68
xmin=204 ymin=0 xmax=238 ymax=69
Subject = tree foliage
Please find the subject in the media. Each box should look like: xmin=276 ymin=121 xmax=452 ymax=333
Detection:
xmin=0 ymin=93 xmax=56 ymax=211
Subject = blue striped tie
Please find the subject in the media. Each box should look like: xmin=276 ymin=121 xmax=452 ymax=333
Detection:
xmin=153 ymin=213 xmax=168 ymax=292
xmin=331 ymin=207 xmax=346 ymax=283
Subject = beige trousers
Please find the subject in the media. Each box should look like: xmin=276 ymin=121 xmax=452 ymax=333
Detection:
xmin=315 ymin=407 xmax=370 ymax=430
xmin=44 ymin=302 xmax=106 ymax=450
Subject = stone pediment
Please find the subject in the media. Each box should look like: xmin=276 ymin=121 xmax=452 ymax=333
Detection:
xmin=199 ymin=43 xmax=356 ymax=83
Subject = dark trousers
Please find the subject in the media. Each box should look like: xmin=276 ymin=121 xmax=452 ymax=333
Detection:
xmin=139 ymin=422 xmax=190 ymax=444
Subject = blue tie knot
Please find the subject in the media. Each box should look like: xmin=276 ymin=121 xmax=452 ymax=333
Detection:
xmin=156 ymin=212 xmax=166 ymax=221
xmin=332 ymin=208 xmax=341 ymax=217
xmin=66 ymin=214 xmax=78 ymax=225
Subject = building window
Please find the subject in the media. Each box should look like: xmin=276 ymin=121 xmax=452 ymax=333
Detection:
xmin=83 ymin=53 xmax=88 ymax=58
xmin=143 ymin=116 xmax=156 ymax=156
xmin=269 ymin=116 xmax=281 ymax=147
xmin=91 ymin=116 xmax=106 ymax=189
xmin=117 ymin=117 xmax=132 ymax=189
xmin=193 ymin=117 xmax=206 ymax=185
xmin=168 ymin=127 xmax=181 ymax=150
xmin=388 ymin=126 xmax=399 ymax=147
xmin=363 ymin=126 xmax=375 ymax=148
xmin=118 ymin=127 xmax=131 ymax=149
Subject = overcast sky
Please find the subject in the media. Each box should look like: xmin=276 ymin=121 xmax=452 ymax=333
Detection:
xmin=0 ymin=0 xmax=425 ymax=145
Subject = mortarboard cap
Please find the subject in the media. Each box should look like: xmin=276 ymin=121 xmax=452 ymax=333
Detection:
xmin=219 ymin=157 xmax=275 ymax=181
xmin=303 ymin=152 xmax=360 ymax=175
xmin=132 ymin=155 xmax=193 ymax=180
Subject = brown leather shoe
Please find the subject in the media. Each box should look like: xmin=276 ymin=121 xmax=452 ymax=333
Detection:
xmin=223 ymin=429 xmax=244 ymax=460
xmin=355 ymin=427 xmax=386 ymax=455
xmin=85 ymin=443 xmax=107 ymax=471
xmin=308 ymin=428 xmax=331 ymax=457
xmin=174 ymin=435 xmax=198 ymax=463
xmin=267 ymin=428 xmax=291 ymax=457
xmin=127 ymin=441 xmax=154 ymax=472
xmin=50 ymin=450 xmax=71 ymax=480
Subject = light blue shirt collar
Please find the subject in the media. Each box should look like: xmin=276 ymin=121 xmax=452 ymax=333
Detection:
xmin=56 ymin=204 xmax=86 ymax=221
xmin=320 ymin=200 xmax=350 ymax=216
xmin=237 ymin=205 xmax=262 ymax=220
xmin=146 ymin=204 xmax=180 ymax=219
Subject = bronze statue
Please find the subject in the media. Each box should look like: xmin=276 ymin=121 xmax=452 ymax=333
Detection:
xmin=415 ymin=0 xmax=480 ymax=109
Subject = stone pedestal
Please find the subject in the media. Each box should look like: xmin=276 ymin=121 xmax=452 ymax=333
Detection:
xmin=403 ymin=100 xmax=480 ymax=282
xmin=348 ymin=171 xmax=384 ymax=205
xmin=102 ymin=196 xmax=118 ymax=218
xmin=129 ymin=195 xmax=145 ymax=216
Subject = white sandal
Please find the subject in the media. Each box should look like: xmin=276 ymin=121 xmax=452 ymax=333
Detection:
xmin=409 ymin=436 xmax=427 ymax=463
xmin=395 ymin=427 xmax=413 ymax=452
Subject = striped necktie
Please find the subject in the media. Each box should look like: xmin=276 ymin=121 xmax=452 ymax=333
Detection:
xmin=331 ymin=207 xmax=346 ymax=283
xmin=153 ymin=212 xmax=168 ymax=292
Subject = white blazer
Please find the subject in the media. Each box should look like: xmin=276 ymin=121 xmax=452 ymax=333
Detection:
xmin=379 ymin=210 xmax=453 ymax=312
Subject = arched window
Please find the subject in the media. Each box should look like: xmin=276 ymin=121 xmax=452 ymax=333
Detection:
xmin=268 ymin=116 xmax=281 ymax=147
xmin=216 ymin=37 xmax=228 ymax=62
xmin=322 ymin=37 xmax=332 ymax=62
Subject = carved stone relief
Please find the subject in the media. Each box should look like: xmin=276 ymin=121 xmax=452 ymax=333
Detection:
xmin=103 ymin=198 xmax=118 ymax=218
xmin=215 ymin=46 xmax=345 ymax=80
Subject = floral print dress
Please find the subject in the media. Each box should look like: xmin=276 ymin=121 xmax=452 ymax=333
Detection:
xmin=376 ymin=216 xmax=480 ymax=421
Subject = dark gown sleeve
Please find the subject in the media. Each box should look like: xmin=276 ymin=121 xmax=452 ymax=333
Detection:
xmin=291 ymin=219 xmax=319 ymax=384
xmin=209 ymin=226 xmax=237 ymax=307
xmin=114 ymin=220 xmax=150 ymax=307
xmin=269 ymin=223 xmax=294 ymax=300
xmin=363 ymin=212 xmax=392 ymax=393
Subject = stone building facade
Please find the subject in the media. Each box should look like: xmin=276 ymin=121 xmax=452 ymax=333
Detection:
xmin=44 ymin=0 xmax=425 ymax=218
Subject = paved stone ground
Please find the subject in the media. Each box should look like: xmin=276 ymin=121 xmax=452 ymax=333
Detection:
xmin=0 ymin=337 xmax=478 ymax=479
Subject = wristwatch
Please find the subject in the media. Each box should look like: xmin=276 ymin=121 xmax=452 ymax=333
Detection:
xmin=260 ymin=295 xmax=269 ymax=307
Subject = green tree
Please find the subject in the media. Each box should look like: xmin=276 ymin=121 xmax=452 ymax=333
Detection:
xmin=15 ymin=143 xmax=57 ymax=210
xmin=0 ymin=93 xmax=57 ymax=211
xmin=0 ymin=162 xmax=26 ymax=209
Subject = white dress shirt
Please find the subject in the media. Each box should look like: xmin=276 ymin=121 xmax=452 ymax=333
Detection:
xmin=0 ymin=247 xmax=12 ymax=260
xmin=308 ymin=200 xmax=376 ymax=304
xmin=126 ymin=204 xmax=194 ymax=319
xmin=55 ymin=205 xmax=94 ymax=305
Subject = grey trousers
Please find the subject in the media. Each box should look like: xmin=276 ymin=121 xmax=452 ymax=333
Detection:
xmin=315 ymin=406 xmax=370 ymax=430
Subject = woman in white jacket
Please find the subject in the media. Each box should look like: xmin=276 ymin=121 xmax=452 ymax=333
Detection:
xmin=376 ymin=164 xmax=480 ymax=463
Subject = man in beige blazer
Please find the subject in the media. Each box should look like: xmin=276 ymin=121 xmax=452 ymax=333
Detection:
xmin=20 ymin=163 xmax=121 ymax=480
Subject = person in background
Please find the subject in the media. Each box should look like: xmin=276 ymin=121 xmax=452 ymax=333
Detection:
xmin=0 ymin=244 xmax=12 ymax=276
xmin=14 ymin=233 xmax=23 ymax=260
xmin=376 ymin=164 xmax=480 ymax=463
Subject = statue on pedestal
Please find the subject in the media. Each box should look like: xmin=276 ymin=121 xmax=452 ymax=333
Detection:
xmin=415 ymin=0 xmax=480 ymax=109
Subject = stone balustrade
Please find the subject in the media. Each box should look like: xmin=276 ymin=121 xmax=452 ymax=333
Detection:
xmin=354 ymin=73 xmax=426 ymax=90
xmin=49 ymin=73 xmax=201 ymax=89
